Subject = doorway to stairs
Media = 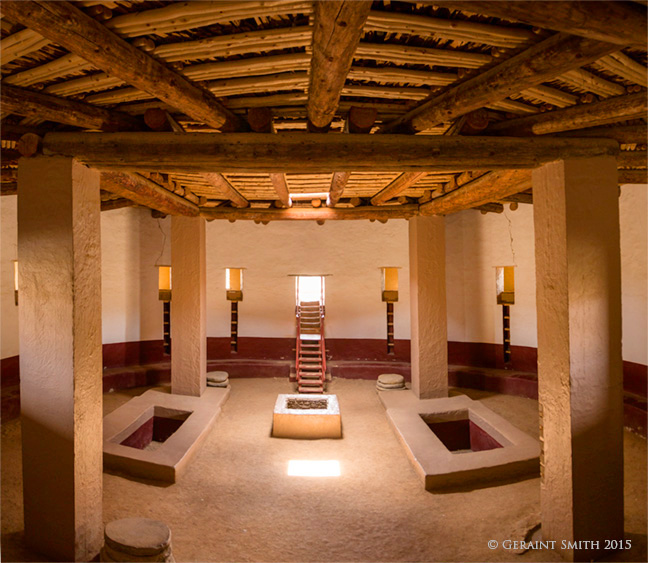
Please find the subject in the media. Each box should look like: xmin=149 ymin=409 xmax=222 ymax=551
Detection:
xmin=296 ymin=275 xmax=325 ymax=305
xmin=295 ymin=276 xmax=326 ymax=393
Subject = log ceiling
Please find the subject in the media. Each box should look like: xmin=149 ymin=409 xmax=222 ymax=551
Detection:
xmin=1 ymin=0 xmax=646 ymax=220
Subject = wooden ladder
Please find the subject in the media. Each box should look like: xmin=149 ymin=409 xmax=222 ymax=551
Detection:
xmin=296 ymin=300 xmax=326 ymax=393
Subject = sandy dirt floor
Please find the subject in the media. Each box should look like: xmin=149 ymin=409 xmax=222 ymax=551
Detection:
xmin=2 ymin=378 xmax=646 ymax=562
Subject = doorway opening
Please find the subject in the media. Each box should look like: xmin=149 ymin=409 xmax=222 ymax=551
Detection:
xmin=296 ymin=275 xmax=325 ymax=305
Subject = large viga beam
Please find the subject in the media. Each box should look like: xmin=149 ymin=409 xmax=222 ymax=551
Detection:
xmin=41 ymin=132 xmax=620 ymax=174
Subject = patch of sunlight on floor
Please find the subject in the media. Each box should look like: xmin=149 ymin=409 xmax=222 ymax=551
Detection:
xmin=287 ymin=460 xmax=341 ymax=477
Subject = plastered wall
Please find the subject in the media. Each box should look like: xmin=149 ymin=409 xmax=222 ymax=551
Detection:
xmin=445 ymin=204 xmax=538 ymax=349
xmin=445 ymin=184 xmax=647 ymax=365
xmin=205 ymin=220 xmax=411 ymax=340
xmin=1 ymin=195 xmax=19 ymax=357
xmin=2 ymin=189 xmax=646 ymax=365
xmin=619 ymin=184 xmax=648 ymax=365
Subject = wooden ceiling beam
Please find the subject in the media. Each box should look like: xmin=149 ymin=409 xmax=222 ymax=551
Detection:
xmin=619 ymin=169 xmax=648 ymax=184
xmin=100 ymin=171 xmax=199 ymax=216
xmin=1 ymin=84 xmax=141 ymax=131
xmin=380 ymin=33 xmax=619 ymax=133
xmin=269 ymin=173 xmax=292 ymax=207
xmin=1 ymin=0 xmax=242 ymax=131
xmin=435 ymin=1 xmax=647 ymax=49
xmin=143 ymin=108 xmax=250 ymax=209
xmin=328 ymin=107 xmax=378 ymax=206
xmin=307 ymin=0 xmax=372 ymax=130
xmin=39 ymin=132 xmax=619 ymax=174
xmin=420 ymin=170 xmax=532 ymax=216
xmin=487 ymin=93 xmax=647 ymax=136
xmin=101 ymin=197 xmax=136 ymax=212
xmin=554 ymin=124 xmax=648 ymax=145
xmin=201 ymin=205 xmax=419 ymax=222
xmin=370 ymin=172 xmax=428 ymax=206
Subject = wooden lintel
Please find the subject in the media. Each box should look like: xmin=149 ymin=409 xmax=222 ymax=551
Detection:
xmin=201 ymin=173 xmax=249 ymax=208
xmin=420 ymin=169 xmax=533 ymax=216
xmin=381 ymin=33 xmax=619 ymax=133
xmin=40 ymin=132 xmax=620 ymax=173
xmin=100 ymin=170 xmax=199 ymax=216
xmin=269 ymin=173 xmax=292 ymax=206
xmin=307 ymin=0 xmax=372 ymax=129
xmin=370 ymin=172 xmax=428 ymax=206
xmin=488 ymin=93 xmax=647 ymax=136
xmin=1 ymin=84 xmax=141 ymax=131
xmin=435 ymin=1 xmax=647 ymax=49
xmin=1 ymin=1 xmax=242 ymax=131
xmin=201 ymin=204 xmax=418 ymax=221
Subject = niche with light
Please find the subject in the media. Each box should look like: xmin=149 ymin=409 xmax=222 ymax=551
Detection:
xmin=495 ymin=266 xmax=515 ymax=365
xmin=158 ymin=266 xmax=172 ymax=355
xmin=226 ymin=268 xmax=244 ymax=352
xmin=381 ymin=267 xmax=399 ymax=355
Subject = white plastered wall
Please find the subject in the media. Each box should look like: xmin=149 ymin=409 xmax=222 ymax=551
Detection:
xmin=205 ymin=220 xmax=411 ymax=340
xmin=446 ymin=204 xmax=538 ymax=348
xmin=445 ymin=184 xmax=647 ymax=365
xmin=1 ymin=195 xmax=19 ymax=357
xmin=619 ymin=184 xmax=648 ymax=365
xmin=2 ymin=191 xmax=646 ymax=364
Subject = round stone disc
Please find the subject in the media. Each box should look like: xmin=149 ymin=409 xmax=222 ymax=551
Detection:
xmin=104 ymin=518 xmax=170 ymax=557
xmin=376 ymin=383 xmax=406 ymax=390
xmin=206 ymin=371 xmax=229 ymax=383
xmin=377 ymin=373 xmax=405 ymax=386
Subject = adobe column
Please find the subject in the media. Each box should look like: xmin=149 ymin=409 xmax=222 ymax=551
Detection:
xmin=18 ymin=156 xmax=102 ymax=561
xmin=171 ymin=216 xmax=206 ymax=396
xmin=532 ymin=156 xmax=623 ymax=562
xmin=408 ymin=215 xmax=448 ymax=399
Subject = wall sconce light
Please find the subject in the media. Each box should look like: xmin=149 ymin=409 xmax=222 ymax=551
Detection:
xmin=226 ymin=268 xmax=243 ymax=302
xmin=381 ymin=267 xmax=399 ymax=302
xmin=496 ymin=266 xmax=515 ymax=365
xmin=158 ymin=265 xmax=172 ymax=301
xmin=496 ymin=266 xmax=515 ymax=305
xmin=13 ymin=260 xmax=18 ymax=306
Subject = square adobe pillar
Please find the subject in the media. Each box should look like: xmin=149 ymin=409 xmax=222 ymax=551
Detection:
xmin=18 ymin=156 xmax=103 ymax=561
xmin=532 ymin=156 xmax=623 ymax=562
xmin=171 ymin=216 xmax=206 ymax=396
xmin=408 ymin=215 xmax=448 ymax=399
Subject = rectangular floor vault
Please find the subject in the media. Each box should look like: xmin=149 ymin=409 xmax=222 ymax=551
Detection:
xmin=103 ymin=387 xmax=230 ymax=482
xmin=379 ymin=392 xmax=539 ymax=490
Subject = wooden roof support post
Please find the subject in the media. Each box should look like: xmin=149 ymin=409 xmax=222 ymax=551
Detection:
xmin=435 ymin=1 xmax=647 ymax=49
xmin=307 ymin=0 xmax=372 ymax=131
xmin=380 ymin=32 xmax=619 ymax=134
xmin=1 ymin=84 xmax=141 ymax=131
xmin=487 ymin=92 xmax=648 ymax=136
xmin=1 ymin=1 xmax=243 ymax=131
